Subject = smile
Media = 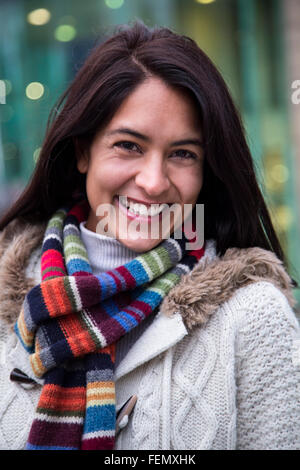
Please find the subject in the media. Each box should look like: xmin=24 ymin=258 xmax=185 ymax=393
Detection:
xmin=115 ymin=195 xmax=169 ymax=221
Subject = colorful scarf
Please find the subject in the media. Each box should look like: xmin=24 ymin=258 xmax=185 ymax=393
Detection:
xmin=15 ymin=200 xmax=205 ymax=450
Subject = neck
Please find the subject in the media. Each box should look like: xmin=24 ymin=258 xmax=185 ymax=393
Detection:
xmin=79 ymin=221 xmax=139 ymax=274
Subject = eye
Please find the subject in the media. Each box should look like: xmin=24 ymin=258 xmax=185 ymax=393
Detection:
xmin=114 ymin=141 xmax=141 ymax=153
xmin=170 ymin=150 xmax=197 ymax=160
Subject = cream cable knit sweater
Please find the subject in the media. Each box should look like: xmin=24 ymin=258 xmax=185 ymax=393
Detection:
xmin=0 ymin=228 xmax=299 ymax=450
xmin=114 ymin=280 xmax=300 ymax=450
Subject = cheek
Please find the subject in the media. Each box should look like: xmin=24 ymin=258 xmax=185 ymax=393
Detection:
xmin=86 ymin=159 xmax=129 ymax=194
xmin=178 ymin=168 xmax=203 ymax=204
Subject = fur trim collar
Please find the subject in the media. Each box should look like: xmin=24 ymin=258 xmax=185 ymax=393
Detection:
xmin=0 ymin=219 xmax=46 ymax=327
xmin=161 ymin=244 xmax=296 ymax=329
xmin=0 ymin=220 xmax=296 ymax=329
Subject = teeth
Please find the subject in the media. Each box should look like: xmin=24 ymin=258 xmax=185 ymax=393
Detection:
xmin=118 ymin=196 xmax=167 ymax=217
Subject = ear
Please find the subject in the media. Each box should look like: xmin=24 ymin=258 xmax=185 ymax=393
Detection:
xmin=74 ymin=137 xmax=89 ymax=174
xmin=77 ymin=152 xmax=89 ymax=174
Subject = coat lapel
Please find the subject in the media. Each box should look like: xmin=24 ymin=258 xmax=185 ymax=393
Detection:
xmin=114 ymin=311 xmax=188 ymax=381
xmin=114 ymin=240 xmax=219 ymax=380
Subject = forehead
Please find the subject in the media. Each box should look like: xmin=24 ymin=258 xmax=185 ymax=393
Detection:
xmin=106 ymin=78 xmax=201 ymax=134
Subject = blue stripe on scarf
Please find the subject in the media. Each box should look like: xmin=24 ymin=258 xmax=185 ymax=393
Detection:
xmin=137 ymin=290 xmax=164 ymax=309
xmin=126 ymin=259 xmax=150 ymax=285
xmin=14 ymin=323 xmax=34 ymax=354
xmin=67 ymin=258 xmax=92 ymax=275
xmin=100 ymin=299 xmax=137 ymax=332
xmin=26 ymin=443 xmax=77 ymax=450
xmin=83 ymin=405 xmax=116 ymax=433
xmin=97 ymin=272 xmax=118 ymax=298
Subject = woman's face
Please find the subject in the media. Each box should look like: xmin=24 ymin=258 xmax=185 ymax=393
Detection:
xmin=77 ymin=77 xmax=204 ymax=252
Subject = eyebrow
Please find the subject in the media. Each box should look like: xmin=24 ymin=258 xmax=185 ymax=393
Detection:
xmin=105 ymin=127 xmax=203 ymax=147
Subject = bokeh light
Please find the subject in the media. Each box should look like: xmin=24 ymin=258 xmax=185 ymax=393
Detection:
xmin=54 ymin=25 xmax=77 ymax=42
xmin=275 ymin=205 xmax=293 ymax=231
xmin=195 ymin=0 xmax=216 ymax=4
xmin=27 ymin=8 xmax=51 ymax=26
xmin=33 ymin=147 xmax=42 ymax=163
xmin=26 ymin=82 xmax=45 ymax=100
xmin=105 ymin=0 xmax=124 ymax=9
xmin=270 ymin=164 xmax=289 ymax=184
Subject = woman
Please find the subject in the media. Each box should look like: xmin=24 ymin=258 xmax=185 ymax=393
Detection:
xmin=0 ymin=20 xmax=299 ymax=450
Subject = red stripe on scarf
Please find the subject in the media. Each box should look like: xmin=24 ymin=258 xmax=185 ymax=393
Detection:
xmin=81 ymin=436 xmax=114 ymax=450
xmin=38 ymin=384 xmax=86 ymax=411
xmin=116 ymin=265 xmax=138 ymax=289
xmin=189 ymin=245 xmax=205 ymax=260
xmin=41 ymin=278 xmax=73 ymax=318
xmin=42 ymin=249 xmax=66 ymax=280
xmin=28 ymin=420 xmax=83 ymax=449
xmin=69 ymin=200 xmax=90 ymax=222
xmin=59 ymin=313 xmax=97 ymax=357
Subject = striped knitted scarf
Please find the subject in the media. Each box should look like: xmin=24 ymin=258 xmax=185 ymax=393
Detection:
xmin=15 ymin=200 xmax=205 ymax=450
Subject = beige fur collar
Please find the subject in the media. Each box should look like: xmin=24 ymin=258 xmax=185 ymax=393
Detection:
xmin=161 ymin=245 xmax=296 ymax=329
xmin=0 ymin=219 xmax=296 ymax=329
xmin=0 ymin=219 xmax=46 ymax=327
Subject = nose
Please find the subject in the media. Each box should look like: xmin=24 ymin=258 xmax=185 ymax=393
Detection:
xmin=135 ymin=153 xmax=171 ymax=198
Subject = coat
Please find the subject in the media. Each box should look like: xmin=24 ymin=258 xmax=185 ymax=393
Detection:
xmin=0 ymin=218 xmax=299 ymax=450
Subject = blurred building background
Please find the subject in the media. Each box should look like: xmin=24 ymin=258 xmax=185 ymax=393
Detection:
xmin=0 ymin=0 xmax=300 ymax=310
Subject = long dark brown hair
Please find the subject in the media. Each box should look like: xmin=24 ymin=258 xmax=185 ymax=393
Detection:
xmin=0 ymin=20 xmax=297 ymax=284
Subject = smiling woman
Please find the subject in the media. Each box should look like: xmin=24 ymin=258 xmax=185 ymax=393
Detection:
xmin=0 ymin=20 xmax=299 ymax=451
xmin=76 ymin=77 xmax=204 ymax=252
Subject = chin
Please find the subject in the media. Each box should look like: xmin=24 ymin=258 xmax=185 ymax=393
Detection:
xmin=117 ymin=236 xmax=162 ymax=253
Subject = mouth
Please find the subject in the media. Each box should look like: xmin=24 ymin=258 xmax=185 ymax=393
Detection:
xmin=114 ymin=195 xmax=171 ymax=221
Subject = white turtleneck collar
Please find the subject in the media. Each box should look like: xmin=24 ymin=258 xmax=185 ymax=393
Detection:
xmin=79 ymin=221 xmax=139 ymax=274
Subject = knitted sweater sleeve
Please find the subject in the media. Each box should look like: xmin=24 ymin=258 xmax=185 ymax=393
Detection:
xmin=234 ymin=281 xmax=300 ymax=450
